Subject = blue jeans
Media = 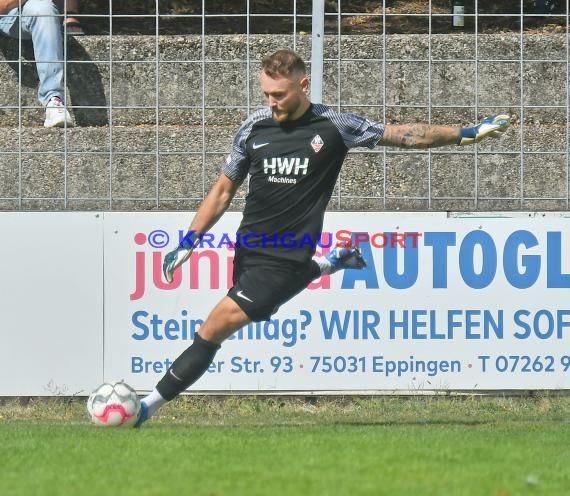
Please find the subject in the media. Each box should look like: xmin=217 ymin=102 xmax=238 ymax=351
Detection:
xmin=0 ymin=0 xmax=64 ymax=105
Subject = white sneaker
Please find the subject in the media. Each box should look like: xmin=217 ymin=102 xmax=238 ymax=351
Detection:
xmin=44 ymin=96 xmax=74 ymax=128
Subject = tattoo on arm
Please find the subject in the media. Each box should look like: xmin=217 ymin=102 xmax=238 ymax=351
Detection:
xmin=382 ymin=124 xmax=459 ymax=149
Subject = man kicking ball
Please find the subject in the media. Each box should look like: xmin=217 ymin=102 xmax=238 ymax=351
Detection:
xmin=135 ymin=49 xmax=510 ymax=426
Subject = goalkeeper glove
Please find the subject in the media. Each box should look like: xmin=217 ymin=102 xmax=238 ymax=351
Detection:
xmin=458 ymin=114 xmax=510 ymax=146
xmin=163 ymin=230 xmax=199 ymax=283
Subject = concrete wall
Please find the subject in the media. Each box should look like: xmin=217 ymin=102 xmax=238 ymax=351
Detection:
xmin=0 ymin=34 xmax=567 ymax=211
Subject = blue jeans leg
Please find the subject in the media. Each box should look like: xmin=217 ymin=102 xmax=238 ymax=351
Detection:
xmin=0 ymin=0 xmax=64 ymax=105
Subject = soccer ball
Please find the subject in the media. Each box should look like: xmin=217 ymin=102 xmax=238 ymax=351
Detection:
xmin=87 ymin=381 xmax=141 ymax=427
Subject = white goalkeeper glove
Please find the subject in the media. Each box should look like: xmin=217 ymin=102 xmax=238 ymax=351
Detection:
xmin=458 ymin=114 xmax=510 ymax=146
xmin=163 ymin=231 xmax=199 ymax=283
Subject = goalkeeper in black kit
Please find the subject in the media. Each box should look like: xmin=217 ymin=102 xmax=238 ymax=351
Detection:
xmin=134 ymin=49 xmax=510 ymax=426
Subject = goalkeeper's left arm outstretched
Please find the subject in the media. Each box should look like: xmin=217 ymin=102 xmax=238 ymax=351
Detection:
xmin=163 ymin=173 xmax=241 ymax=283
xmin=380 ymin=114 xmax=511 ymax=149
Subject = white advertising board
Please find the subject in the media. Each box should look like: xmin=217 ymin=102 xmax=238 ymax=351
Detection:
xmin=103 ymin=212 xmax=570 ymax=392
xmin=0 ymin=213 xmax=104 ymax=396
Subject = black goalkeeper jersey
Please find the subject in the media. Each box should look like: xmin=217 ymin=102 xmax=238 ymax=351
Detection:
xmin=222 ymin=103 xmax=385 ymax=265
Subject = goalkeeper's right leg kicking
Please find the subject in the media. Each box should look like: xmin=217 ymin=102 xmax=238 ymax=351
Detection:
xmin=136 ymin=243 xmax=365 ymax=427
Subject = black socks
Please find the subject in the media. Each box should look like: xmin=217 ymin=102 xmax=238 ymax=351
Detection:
xmin=156 ymin=334 xmax=221 ymax=401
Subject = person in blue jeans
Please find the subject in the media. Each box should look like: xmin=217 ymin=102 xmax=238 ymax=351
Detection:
xmin=0 ymin=0 xmax=73 ymax=127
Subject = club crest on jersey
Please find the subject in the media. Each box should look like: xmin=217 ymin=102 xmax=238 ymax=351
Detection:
xmin=310 ymin=134 xmax=324 ymax=153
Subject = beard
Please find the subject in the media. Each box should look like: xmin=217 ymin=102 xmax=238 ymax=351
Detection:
xmin=271 ymin=98 xmax=302 ymax=123
xmin=271 ymin=108 xmax=290 ymax=122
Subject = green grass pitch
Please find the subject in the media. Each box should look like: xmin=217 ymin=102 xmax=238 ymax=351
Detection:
xmin=1 ymin=395 xmax=570 ymax=496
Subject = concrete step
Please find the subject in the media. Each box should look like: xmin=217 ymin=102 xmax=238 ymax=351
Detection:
xmin=0 ymin=125 xmax=565 ymax=212
xmin=0 ymin=34 xmax=567 ymax=128
xmin=0 ymin=34 xmax=285 ymax=127
xmin=0 ymin=125 xmax=234 ymax=211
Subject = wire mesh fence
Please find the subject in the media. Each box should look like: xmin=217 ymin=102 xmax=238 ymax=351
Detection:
xmin=0 ymin=1 xmax=568 ymax=211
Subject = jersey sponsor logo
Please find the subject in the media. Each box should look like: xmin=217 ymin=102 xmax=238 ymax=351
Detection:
xmin=263 ymin=157 xmax=309 ymax=176
xmin=252 ymin=142 xmax=270 ymax=150
xmin=311 ymin=134 xmax=324 ymax=153
xmin=267 ymin=176 xmax=297 ymax=184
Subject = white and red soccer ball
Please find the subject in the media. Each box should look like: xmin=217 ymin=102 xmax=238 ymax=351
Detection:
xmin=87 ymin=381 xmax=141 ymax=427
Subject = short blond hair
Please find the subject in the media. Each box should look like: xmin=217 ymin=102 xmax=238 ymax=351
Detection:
xmin=261 ymin=50 xmax=307 ymax=79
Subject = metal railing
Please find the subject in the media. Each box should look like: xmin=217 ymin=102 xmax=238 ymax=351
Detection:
xmin=0 ymin=1 xmax=567 ymax=211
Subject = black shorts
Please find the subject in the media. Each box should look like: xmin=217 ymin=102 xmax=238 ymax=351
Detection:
xmin=227 ymin=250 xmax=320 ymax=322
